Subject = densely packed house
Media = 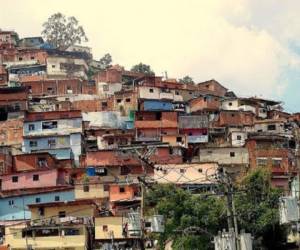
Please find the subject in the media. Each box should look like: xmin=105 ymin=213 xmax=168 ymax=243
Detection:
xmin=0 ymin=29 xmax=299 ymax=250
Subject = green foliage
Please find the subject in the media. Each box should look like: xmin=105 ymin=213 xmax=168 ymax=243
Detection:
xmin=131 ymin=63 xmax=155 ymax=76
xmin=146 ymin=169 xmax=286 ymax=249
xmin=42 ymin=12 xmax=88 ymax=50
xmin=99 ymin=53 xmax=112 ymax=69
xmin=234 ymin=168 xmax=285 ymax=249
xmin=178 ymin=75 xmax=194 ymax=84
xmin=146 ymin=184 xmax=226 ymax=249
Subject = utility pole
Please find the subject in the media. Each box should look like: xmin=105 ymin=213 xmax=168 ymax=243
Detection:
xmin=294 ymin=128 xmax=300 ymax=250
xmin=218 ymin=168 xmax=240 ymax=250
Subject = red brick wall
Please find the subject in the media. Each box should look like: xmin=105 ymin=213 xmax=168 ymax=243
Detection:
xmin=190 ymin=96 xmax=220 ymax=112
xmin=22 ymin=79 xmax=84 ymax=96
xmin=16 ymin=50 xmax=47 ymax=64
xmin=218 ymin=111 xmax=254 ymax=126
xmin=95 ymin=68 xmax=122 ymax=83
xmin=0 ymin=118 xmax=23 ymax=146
xmin=13 ymin=153 xmax=57 ymax=172
xmin=71 ymin=100 xmax=102 ymax=112
xmin=109 ymin=184 xmax=136 ymax=202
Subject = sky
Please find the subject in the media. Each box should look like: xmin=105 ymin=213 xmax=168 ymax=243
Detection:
xmin=1 ymin=0 xmax=300 ymax=112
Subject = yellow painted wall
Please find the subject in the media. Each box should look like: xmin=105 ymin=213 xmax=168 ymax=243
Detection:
xmin=74 ymin=183 xmax=109 ymax=200
xmin=5 ymin=224 xmax=87 ymax=250
xmin=31 ymin=204 xmax=95 ymax=221
xmin=95 ymin=217 xmax=124 ymax=240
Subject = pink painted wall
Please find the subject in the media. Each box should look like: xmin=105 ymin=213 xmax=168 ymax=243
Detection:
xmin=0 ymin=169 xmax=62 ymax=191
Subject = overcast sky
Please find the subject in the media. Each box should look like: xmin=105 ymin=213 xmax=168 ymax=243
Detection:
xmin=1 ymin=0 xmax=300 ymax=112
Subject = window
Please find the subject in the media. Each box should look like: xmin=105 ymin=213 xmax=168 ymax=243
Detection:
xmin=30 ymin=56 xmax=35 ymax=60
xmin=230 ymin=152 xmax=235 ymax=157
xmin=256 ymin=158 xmax=267 ymax=167
xmin=155 ymin=112 xmax=162 ymax=120
xmin=83 ymin=184 xmax=89 ymax=192
xmin=117 ymin=99 xmax=122 ymax=103
xmin=120 ymin=166 xmax=131 ymax=175
xmin=107 ymin=138 xmax=114 ymax=145
xmin=125 ymin=98 xmax=131 ymax=103
xmin=52 ymin=65 xmax=55 ymax=68
xmin=104 ymin=184 xmax=109 ymax=192
xmin=66 ymin=86 xmax=73 ymax=94
xmin=12 ymin=176 xmax=18 ymax=183
xmin=38 ymin=207 xmax=44 ymax=216
xmin=189 ymin=132 xmax=193 ymax=136
xmin=8 ymin=200 xmax=14 ymax=206
xmin=42 ymin=121 xmax=57 ymax=130
xmin=163 ymin=169 xmax=168 ymax=174
xmin=267 ymin=124 xmax=276 ymax=131
xmin=176 ymin=137 xmax=182 ymax=142
xmin=0 ymin=162 xmax=3 ymax=174
xmin=37 ymin=157 xmax=47 ymax=167
xmin=35 ymin=197 xmax=41 ymax=203
xmin=119 ymin=138 xmax=128 ymax=145
xmin=231 ymin=114 xmax=235 ymax=117
xmin=102 ymin=225 xmax=108 ymax=232
xmin=48 ymin=139 xmax=56 ymax=148
xmin=180 ymin=169 xmax=185 ymax=173
xmin=198 ymin=168 xmax=203 ymax=173
xmin=14 ymin=103 xmax=21 ymax=111
xmin=103 ymin=85 xmax=109 ymax=91
xmin=236 ymin=135 xmax=242 ymax=140
xmin=59 ymin=211 xmax=66 ymax=218
xmin=207 ymin=150 xmax=213 ymax=154
xmin=175 ymin=91 xmax=179 ymax=95
xmin=272 ymin=158 xmax=282 ymax=168
xmin=203 ymin=97 xmax=207 ymax=102
xmin=29 ymin=140 xmax=38 ymax=147
xmin=55 ymin=196 xmax=60 ymax=201
xmin=28 ymin=124 xmax=35 ymax=131
xmin=229 ymin=102 xmax=232 ymax=106
xmin=19 ymin=57 xmax=23 ymax=61
xmin=149 ymin=88 xmax=154 ymax=93
xmin=102 ymin=102 xmax=108 ymax=108
xmin=119 ymin=187 xmax=125 ymax=193
xmin=33 ymin=174 xmax=39 ymax=181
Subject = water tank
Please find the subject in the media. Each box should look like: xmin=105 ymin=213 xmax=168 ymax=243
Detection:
xmin=86 ymin=167 xmax=95 ymax=176
xmin=127 ymin=212 xmax=141 ymax=237
xmin=150 ymin=215 xmax=165 ymax=233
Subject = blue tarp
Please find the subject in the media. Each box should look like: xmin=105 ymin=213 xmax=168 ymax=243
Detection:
xmin=143 ymin=100 xmax=173 ymax=111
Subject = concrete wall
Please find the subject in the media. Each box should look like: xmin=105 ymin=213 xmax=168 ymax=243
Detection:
xmin=74 ymin=183 xmax=109 ymax=200
xmin=198 ymin=147 xmax=249 ymax=165
xmin=95 ymin=217 xmax=124 ymax=240
xmin=0 ymin=190 xmax=74 ymax=220
xmin=0 ymin=169 xmax=62 ymax=191
xmin=46 ymin=56 xmax=88 ymax=79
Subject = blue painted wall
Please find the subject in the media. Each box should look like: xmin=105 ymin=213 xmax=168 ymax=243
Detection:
xmin=143 ymin=100 xmax=173 ymax=111
xmin=0 ymin=189 xmax=75 ymax=221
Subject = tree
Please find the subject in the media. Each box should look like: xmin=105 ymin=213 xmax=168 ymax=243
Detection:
xmin=131 ymin=63 xmax=155 ymax=76
xmin=99 ymin=53 xmax=112 ymax=69
xmin=145 ymin=184 xmax=226 ymax=250
xmin=234 ymin=169 xmax=285 ymax=249
xmin=178 ymin=75 xmax=194 ymax=84
xmin=145 ymin=169 xmax=286 ymax=249
xmin=41 ymin=12 xmax=88 ymax=50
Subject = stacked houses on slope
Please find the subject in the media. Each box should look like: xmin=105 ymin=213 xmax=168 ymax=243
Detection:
xmin=0 ymin=29 xmax=299 ymax=249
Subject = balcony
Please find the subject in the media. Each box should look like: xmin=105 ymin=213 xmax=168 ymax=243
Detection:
xmin=188 ymin=135 xmax=208 ymax=143
xmin=160 ymin=92 xmax=174 ymax=100
xmin=173 ymin=94 xmax=183 ymax=102
xmin=136 ymin=136 xmax=161 ymax=142
xmin=135 ymin=120 xmax=161 ymax=129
